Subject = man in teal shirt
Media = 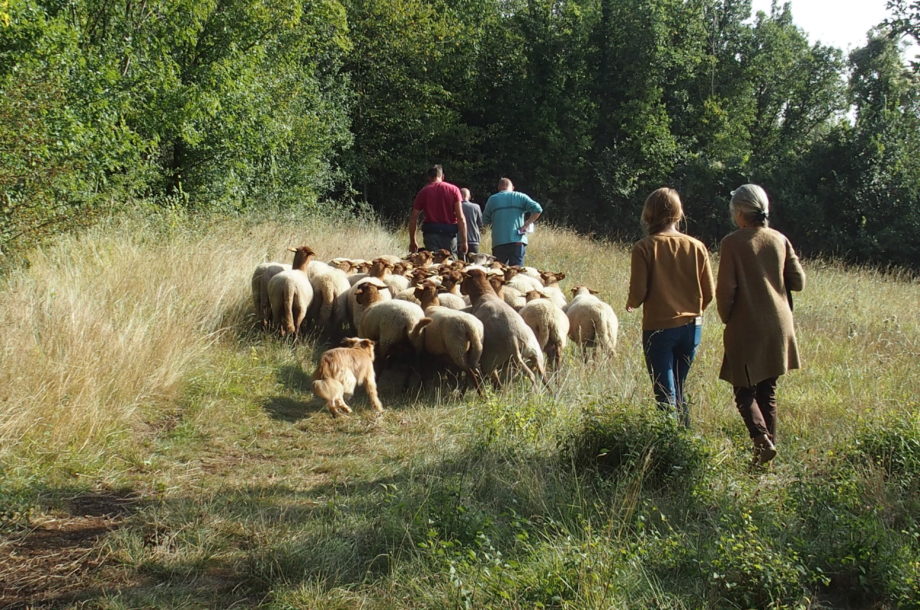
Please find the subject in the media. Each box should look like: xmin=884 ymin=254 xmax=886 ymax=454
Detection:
xmin=482 ymin=177 xmax=543 ymax=266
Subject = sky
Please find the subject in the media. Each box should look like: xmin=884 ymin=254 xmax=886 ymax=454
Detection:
xmin=749 ymin=0 xmax=893 ymax=52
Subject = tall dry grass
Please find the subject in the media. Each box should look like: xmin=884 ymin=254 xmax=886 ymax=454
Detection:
xmin=1 ymin=211 xmax=917 ymax=473
xmin=0 ymin=212 xmax=404 ymax=469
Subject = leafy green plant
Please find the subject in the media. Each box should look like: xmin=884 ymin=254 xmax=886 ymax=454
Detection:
xmin=560 ymin=400 xmax=709 ymax=491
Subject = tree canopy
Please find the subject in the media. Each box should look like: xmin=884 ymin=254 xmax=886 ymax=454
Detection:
xmin=2 ymin=0 xmax=918 ymax=266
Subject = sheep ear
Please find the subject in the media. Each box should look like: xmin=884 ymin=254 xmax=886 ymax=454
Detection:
xmin=288 ymin=247 xmax=297 ymax=252
xmin=557 ymin=272 xmax=566 ymax=281
xmin=589 ymin=288 xmax=599 ymax=295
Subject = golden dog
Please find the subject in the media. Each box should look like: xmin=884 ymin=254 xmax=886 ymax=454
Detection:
xmin=312 ymin=338 xmax=383 ymax=416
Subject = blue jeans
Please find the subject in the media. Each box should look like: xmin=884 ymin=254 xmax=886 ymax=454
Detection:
xmin=492 ymin=242 xmax=526 ymax=266
xmin=642 ymin=319 xmax=702 ymax=427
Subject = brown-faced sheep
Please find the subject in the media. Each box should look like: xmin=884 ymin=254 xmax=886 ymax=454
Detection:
xmin=355 ymin=281 xmax=425 ymax=367
xmin=312 ymin=337 xmax=382 ymax=416
xmin=538 ymin=271 xmax=568 ymax=310
xmin=460 ymin=269 xmax=547 ymax=389
xmin=344 ymin=277 xmax=392 ymax=332
xmin=267 ymin=246 xmax=315 ymax=338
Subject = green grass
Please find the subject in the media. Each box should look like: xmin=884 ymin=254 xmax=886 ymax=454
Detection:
xmin=0 ymin=210 xmax=917 ymax=608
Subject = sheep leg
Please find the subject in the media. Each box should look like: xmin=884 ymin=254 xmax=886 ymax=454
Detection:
xmin=489 ymin=370 xmax=502 ymax=390
xmin=515 ymin=355 xmax=539 ymax=390
xmin=466 ymin=367 xmax=484 ymax=395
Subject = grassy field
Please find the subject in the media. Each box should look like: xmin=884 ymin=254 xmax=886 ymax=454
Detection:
xmin=0 ymin=210 xmax=917 ymax=608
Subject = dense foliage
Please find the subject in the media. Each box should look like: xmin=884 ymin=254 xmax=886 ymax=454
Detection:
xmin=2 ymin=0 xmax=919 ymax=266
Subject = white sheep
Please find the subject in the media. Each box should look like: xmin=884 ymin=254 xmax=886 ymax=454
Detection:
xmin=460 ymin=269 xmax=547 ymax=389
xmin=520 ymin=290 xmax=570 ymax=368
xmin=307 ymin=262 xmax=352 ymax=332
xmin=355 ymin=281 xmax=425 ymax=366
xmin=538 ymin=271 xmax=568 ymax=310
xmin=565 ymin=286 xmax=618 ymax=356
xmin=344 ymin=277 xmax=392 ymax=332
xmin=267 ymin=246 xmax=316 ymax=338
xmin=410 ymin=306 xmax=484 ymax=392
xmin=251 ymin=261 xmax=290 ymax=328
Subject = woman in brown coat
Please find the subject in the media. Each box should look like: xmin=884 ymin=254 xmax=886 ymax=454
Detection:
xmin=716 ymin=184 xmax=805 ymax=464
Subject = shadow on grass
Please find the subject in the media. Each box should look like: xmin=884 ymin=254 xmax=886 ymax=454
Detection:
xmin=261 ymin=395 xmax=312 ymax=422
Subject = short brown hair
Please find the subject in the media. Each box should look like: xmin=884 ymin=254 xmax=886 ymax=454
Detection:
xmin=642 ymin=187 xmax=684 ymax=234
xmin=426 ymin=164 xmax=444 ymax=180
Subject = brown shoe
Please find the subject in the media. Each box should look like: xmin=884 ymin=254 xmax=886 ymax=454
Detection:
xmin=753 ymin=434 xmax=777 ymax=465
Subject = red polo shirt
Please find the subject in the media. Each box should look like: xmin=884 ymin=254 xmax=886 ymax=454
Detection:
xmin=413 ymin=181 xmax=462 ymax=224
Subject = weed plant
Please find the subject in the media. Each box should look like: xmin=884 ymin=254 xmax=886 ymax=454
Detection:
xmin=0 ymin=210 xmax=918 ymax=607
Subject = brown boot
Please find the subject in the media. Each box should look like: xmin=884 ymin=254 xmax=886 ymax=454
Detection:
xmin=752 ymin=434 xmax=777 ymax=465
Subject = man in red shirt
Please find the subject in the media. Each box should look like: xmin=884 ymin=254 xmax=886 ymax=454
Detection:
xmin=408 ymin=164 xmax=468 ymax=257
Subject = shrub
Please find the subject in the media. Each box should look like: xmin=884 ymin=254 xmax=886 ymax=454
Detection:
xmin=706 ymin=512 xmax=811 ymax=608
xmin=559 ymin=401 xmax=709 ymax=491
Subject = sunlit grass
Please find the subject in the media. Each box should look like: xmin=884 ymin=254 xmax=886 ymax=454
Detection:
xmin=0 ymin=210 xmax=917 ymax=607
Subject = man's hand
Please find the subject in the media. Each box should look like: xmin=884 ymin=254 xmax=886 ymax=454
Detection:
xmin=409 ymin=240 xmax=419 ymax=253
xmin=457 ymin=241 xmax=468 ymax=255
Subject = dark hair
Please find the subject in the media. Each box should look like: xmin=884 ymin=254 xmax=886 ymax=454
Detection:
xmin=426 ymin=165 xmax=444 ymax=180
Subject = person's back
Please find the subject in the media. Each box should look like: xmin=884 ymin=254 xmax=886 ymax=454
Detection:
xmin=482 ymin=178 xmax=542 ymax=266
xmin=625 ymin=187 xmax=713 ymax=428
xmin=460 ymin=189 xmax=483 ymax=253
xmin=409 ymin=164 xmax=467 ymax=256
xmin=484 ymin=190 xmax=540 ymax=247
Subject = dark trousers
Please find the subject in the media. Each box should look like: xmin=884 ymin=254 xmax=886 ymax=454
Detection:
xmin=492 ymin=242 xmax=526 ymax=266
xmin=423 ymin=232 xmax=458 ymax=256
xmin=733 ymin=377 xmax=778 ymax=440
xmin=466 ymin=242 xmax=480 ymax=254
xmin=642 ymin=320 xmax=702 ymax=427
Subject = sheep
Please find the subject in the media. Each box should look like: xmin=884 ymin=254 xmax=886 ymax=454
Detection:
xmin=489 ymin=275 xmax=526 ymax=310
xmin=344 ymin=277 xmax=392 ymax=332
xmin=504 ymin=266 xmax=544 ymax=294
xmin=355 ymin=281 xmax=425 ymax=367
xmin=410 ymin=306 xmax=484 ymax=392
xmin=312 ymin=337 xmax=382 ymax=416
xmin=466 ymin=252 xmax=496 ymax=266
xmin=307 ymin=263 xmax=352 ymax=333
xmin=406 ymin=250 xmax=435 ymax=268
xmin=460 ymin=269 xmax=547 ymax=389
xmin=267 ymin=246 xmax=315 ymax=338
xmin=565 ymin=286 xmax=618 ymax=356
xmin=520 ymin=290 xmax=570 ymax=368
xmin=538 ymin=271 xmax=568 ymax=310
xmin=251 ymin=261 xmax=290 ymax=328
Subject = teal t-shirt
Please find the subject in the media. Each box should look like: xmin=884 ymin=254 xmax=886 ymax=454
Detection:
xmin=482 ymin=190 xmax=543 ymax=247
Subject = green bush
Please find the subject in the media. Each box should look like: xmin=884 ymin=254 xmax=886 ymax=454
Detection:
xmin=706 ymin=512 xmax=811 ymax=608
xmin=560 ymin=401 xmax=709 ymax=491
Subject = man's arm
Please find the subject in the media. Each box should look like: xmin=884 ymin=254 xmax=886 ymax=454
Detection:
xmin=454 ymin=197 xmax=468 ymax=254
xmin=522 ymin=211 xmax=541 ymax=230
xmin=408 ymin=208 xmax=421 ymax=252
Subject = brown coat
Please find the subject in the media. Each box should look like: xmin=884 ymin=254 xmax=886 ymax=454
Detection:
xmin=716 ymin=227 xmax=805 ymax=387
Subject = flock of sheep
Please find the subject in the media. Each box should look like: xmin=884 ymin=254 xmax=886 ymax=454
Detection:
xmin=251 ymin=246 xmax=619 ymax=416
